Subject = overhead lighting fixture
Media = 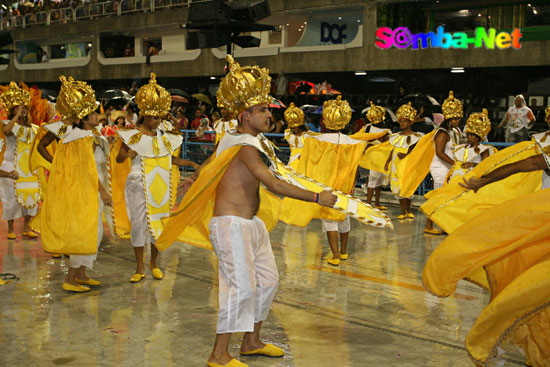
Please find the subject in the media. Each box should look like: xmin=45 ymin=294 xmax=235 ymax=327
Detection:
xmin=1 ymin=4 xmax=7 ymax=9
xmin=210 ymin=76 xmax=216 ymax=80
xmin=533 ymin=8 xmax=538 ymax=14
xmin=355 ymin=71 xmax=367 ymax=76
xmin=338 ymin=16 xmax=342 ymax=20
xmin=357 ymin=19 xmax=361 ymax=23
xmin=451 ymin=67 xmax=465 ymax=73
xmin=478 ymin=13 xmax=482 ymax=17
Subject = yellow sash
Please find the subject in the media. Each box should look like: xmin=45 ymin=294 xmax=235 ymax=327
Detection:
xmin=40 ymin=136 xmax=99 ymax=254
xmin=358 ymin=140 xmax=393 ymax=173
xmin=13 ymin=125 xmax=40 ymax=208
xmin=142 ymin=155 xmax=173 ymax=239
xmin=108 ymin=138 xmax=131 ymax=239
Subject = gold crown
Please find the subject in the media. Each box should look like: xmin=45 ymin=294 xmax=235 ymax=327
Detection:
xmin=545 ymin=106 xmax=550 ymax=122
xmin=284 ymin=103 xmax=304 ymax=128
xmin=396 ymin=102 xmax=417 ymax=121
xmin=217 ymin=55 xmax=271 ymax=115
xmin=0 ymin=82 xmax=31 ymax=111
xmin=56 ymin=76 xmax=98 ymax=122
xmin=366 ymin=101 xmax=385 ymax=124
xmin=465 ymin=108 xmax=491 ymax=139
xmin=441 ymin=91 xmax=463 ymax=120
xmin=323 ymin=96 xmax=351 ymax=130
xmin=135 ymin=73 xmax=171 ymax=117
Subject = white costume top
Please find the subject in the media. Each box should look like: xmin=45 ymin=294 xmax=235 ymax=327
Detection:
xmin=448 ymin=144 xmax=494 ymax=181
xmin=361 ymin=123 xmax=391 ymax=145
xmin=214 ymin=118 xmax=238 ymax=136
xmin=431 ymin=128 xmax=461 ymax=170
xmin=533 ymin=131 xmax=550 ymax=189
xmin=310 ymin=132 xmax=365 ymax=145
xmin=44 ymin=121 xmax=73 ymax=139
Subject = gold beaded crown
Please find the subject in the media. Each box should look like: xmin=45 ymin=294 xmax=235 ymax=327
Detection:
xmin=441 ymin=91 xmax=463 ymax=120
xmin=56 ymin=76 xmax=98 ymax=122
xmin=396 ymin=102 xmax=417 ymax=121
xmin=323 ymin=95 xmax=352 ymax=130
xmin=284 ymin=102 xmax=304 ymax=128
xmin=366 ymin=101 xmax=385 ymax=124
xmin=135 ymin=73 xmax=171 ymax=117
xmin=217 ymin=55 xmax=272 ymax=115
xmin=545 ymin=106 xmax=550 ymax=122
xmin=0 ymin=82 xmax=31 ymax=111
xmin=465 ymin=108 xmax=491 ymax=139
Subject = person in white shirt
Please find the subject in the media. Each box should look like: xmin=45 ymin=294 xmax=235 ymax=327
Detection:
xmin=497 ymin=94 xmax=536 ymax=143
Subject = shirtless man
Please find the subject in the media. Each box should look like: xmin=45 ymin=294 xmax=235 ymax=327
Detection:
xmin=207 ymin=65 xmax=337 ymax=366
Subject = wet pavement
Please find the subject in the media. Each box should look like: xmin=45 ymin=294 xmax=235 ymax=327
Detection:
xmin=0 ymin=205 xmax=525 ymax=367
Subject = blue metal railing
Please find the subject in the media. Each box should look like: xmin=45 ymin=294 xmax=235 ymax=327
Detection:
xmin=178 ymin=129 xmax=514 ymax=196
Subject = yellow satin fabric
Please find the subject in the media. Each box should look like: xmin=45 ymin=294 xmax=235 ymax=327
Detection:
xmin=156 ymin=146 xmax=281 ymax=251
xmin=421 ymin=141 xmax=542 ymax=234
xmin=14 ymin=139 xmax=41 ymax=208
xmin=348 ymin=130 xmax=389 ymax=142
xmin=142 ymin=155 xmax=172 ymax=239
xmin=396 ymin=130 xmax=436 ymax=198
xmin=109 ymin=138 xmax=131 ymax=239
xmin=40 ymin=137 xmax=99 ymax=255
xmin=0 ymin=128 xmax=6 ymax=165
xmin=423 ymin=190 xmax=550 ymax=366
xmin=358 ymin=141 xmax=392 ymax=173
xmin=29 ymin=126 xmax=57 ymax=192
xmin=170 ymin=146 xmax=181 ymax=209
xmin=280 ymin=137 xmax=366 ymax=225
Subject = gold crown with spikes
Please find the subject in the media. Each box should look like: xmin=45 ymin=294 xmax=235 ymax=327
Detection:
xmin=284 ymin=102 xmax=304 ymax=128
xmin=441 ymin=91 xmax=463 ymax=120
xmin=323 ymin=95 xmax=352 ymax=130
xmin=545 ymin=106 xmax=550 ymax=122
xmin=465 ymin=108 xmax=491 ymax=139
xmin=135 ymin=73 xmax=171 ymax=117
xmin=366 ymin=101 xmax=385 ymax=124
xmin=0 ymin=82 xmax=31 ymax=111
xmin=217 ymin=55 xmax=271 ymax=115
xmin=396 ymin=102 xmax=417 ymax=122
xmin=56 ymin=76 xmax=98 ymax=122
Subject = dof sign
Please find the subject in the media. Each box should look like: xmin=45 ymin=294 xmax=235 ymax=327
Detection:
xmin=321 ymin=22 xmax=347 ymax=44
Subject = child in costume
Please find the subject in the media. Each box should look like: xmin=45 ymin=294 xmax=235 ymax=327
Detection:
xmin=0 ymin=82 xmax=40 ymax=239
xmin=446 ymin=109 xmax=495 ymax=183
xmin=40 ymin=76 xmax=112 ymax=292
xmin=283 ymin=102 xmax=312 ymax=169
xmin=384 ymin=102 xmax=423 ymax=219
xmin=360 ymin=102 xmax=391 ymax=210
xmin=424 ymin=91 xmax=462 ymax=234
xmin=116 ymin=73 xmax=198 ymax=283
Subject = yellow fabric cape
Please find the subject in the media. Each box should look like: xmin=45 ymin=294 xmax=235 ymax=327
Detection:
xmin=420 ymin=141 xmax=542 ymax=235
xmin=358 ymin=141 xmax=392 ymax=173
xmin=40 ymin=136 xmax=99 ymax=255
xmin=156 ymin=146 xmax=281 ymax=251
xmin=422 ymin=189 xmax=550 ymax=366
xmin=279 ymin=136 xmax=366 ymax=226
xmin=29 ymin=125 xmax=58 ymax=194
xmin=395 ymin=130 xmax=436 ymax=198
xmin=109 ymin=138 xmax=132 ymax=239
xmin=0 ymin=128 xmax=5 ymax=165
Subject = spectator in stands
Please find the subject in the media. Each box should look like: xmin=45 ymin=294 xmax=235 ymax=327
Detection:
xmin=195 ymin=118 xmax=214 ymax=141
xmin=145 ymin=42 xmax=158 ymax=66
xmin=125 ymin=104 xmax=137 ymax=127
xmin=190 ymin=107 xmax=208 ymax=129
xmin=129 ymin=82 xmax=138 ymax=96
xmin=497 ymin=94 xmax=536 ymax=143
xmin=111 ymin=110 xmax=127 ymax=129
xmin=124 ymin=42 xmax=134 ymax=57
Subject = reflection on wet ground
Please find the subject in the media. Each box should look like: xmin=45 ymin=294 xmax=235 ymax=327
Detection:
xmin=0 ymin=206 xmax=525 ymax=366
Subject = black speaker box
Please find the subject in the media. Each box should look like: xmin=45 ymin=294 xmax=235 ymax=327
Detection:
xmin=186 ymin=31 xmax=230 ymax=50
xmin=230 ymin=0 xmax=270 ymax=23
xmin=188 ymin=1 xmax=231 ymax=23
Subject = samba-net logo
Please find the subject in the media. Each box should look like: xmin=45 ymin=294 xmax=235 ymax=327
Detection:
xmin=375 ymin=26 xmax=522 ymax=50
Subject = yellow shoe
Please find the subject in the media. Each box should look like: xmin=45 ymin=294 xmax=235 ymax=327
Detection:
xmin=207 ymin=359 xmax=248 ymax=367
xmin=407 ymin=212 xmax=415 ymax=219
xmin=62 ymin=282 xmax=90 ymax=292
xmin=340 ymin=253 xmax=348 ymax=260
xmin=397 ymin=214 xmax=407 ymax=220
xmin=76 ymin=278 xmax=102 ymax=286
xmin=23 ymin=231 xmax=39 ymax=238
xmin=130 ymin=273 xmax=145 ymax=283
xmin=7 ymin=233 xmax=16 ymax=240
xmin=148 ymin=261 xmax=163 ymax=280
xmin=327 ymin=258 xmax=340 ymax=266
xmin=52 ymin=254 xmax=62 ymax=259
xmin=374 ymin=205 xmax=388 ymax=210
xmin=240 ymin=343 xmax=284 ymax=357
xmin=424 ymin=228 xmax=442 ymax=235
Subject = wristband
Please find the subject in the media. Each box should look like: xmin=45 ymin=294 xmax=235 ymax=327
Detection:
xmin=313 ymin=192 xmax=319 ymax=203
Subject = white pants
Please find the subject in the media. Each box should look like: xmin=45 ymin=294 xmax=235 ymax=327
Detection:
xmin=125 ymin=174 xmax=154 ymax=247
xmin=209 ymin=215 xmax=279 ymax=334
xmin=321 ymin=216 xmax=350 ymax=233
xmin=70 ymin=197 xmax=104 ymax=269
xmin=367 ymin=170 xmax=387 ymax=188
xmin=543 ymin=171 xmax=550 ymax=190
xmin=430 ymin=162 xmax=451 ymax=190
xmin=0 ymin=161 xmax=38 ymax=220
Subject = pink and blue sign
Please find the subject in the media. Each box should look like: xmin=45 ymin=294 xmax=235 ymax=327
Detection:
xmin=375 ymin=26 xmax=522 ymax=50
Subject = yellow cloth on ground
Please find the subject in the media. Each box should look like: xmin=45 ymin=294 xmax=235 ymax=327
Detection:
xmin=358 ymin=141 xmax=392 ymax=173
xmin=109 ymin=138 xmax=131 ymax=239
xmin=156 ymin=146 xmax=281 ymax=251
xmin=40 ymin=137 xmax=99 ymax=254
xmin=396 ymin=130 xmax=436 ymax=198
xmin=279 ymin=136 xmax=366 ymax=225
xmin=423 ymin=190 xmax=550 ymax=366
xmin=420 ymin=141 xmax=542 ymax=235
